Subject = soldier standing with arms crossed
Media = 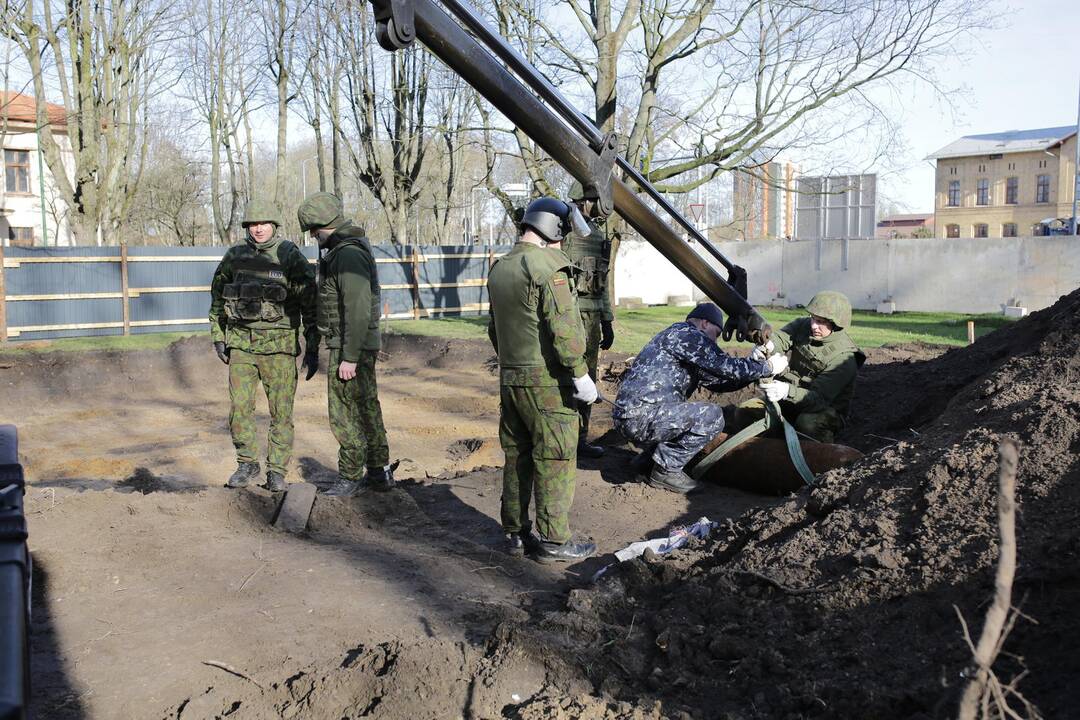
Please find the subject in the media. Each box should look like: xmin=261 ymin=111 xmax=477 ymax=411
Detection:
xmin=297 ymin=192 xmax=393 ymax=496
xmin=209 ymin=202 xmax=319 ymax=493
xmin=565 ymin=182 xmax=615 ymax=458
xmin=488 ymin=197 xmax=598 ymax=563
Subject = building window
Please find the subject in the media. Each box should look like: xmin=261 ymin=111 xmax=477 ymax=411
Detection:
xmin=977 ymin=164 xmax=986 ymax=172
xmin=946 ymin=224 xmax=960 ymax=238
xmin=1005 ymin=177 xmax=1018 ymax=205
xmin=947 ymin=180 xmax=961 ymax=207
xmin=949 ymin=166 xmax=958 ymax=175
xmin=976 ymin=178 xmax=990 ymax=206
xmin=973 ymin=223 xmax=989 ymax=238
xmin=1036 ymin=174 xmax=1050 ymax=203
xmin=1038 ymin=159 xmax=1047 ymax=168
xmin=7 ymin=227 xmax=34 ymax=247
xmin=1002 ymin=223 xmax=1017 ymax=237
xmin=4 ymin=149 xmax=30 ymax=194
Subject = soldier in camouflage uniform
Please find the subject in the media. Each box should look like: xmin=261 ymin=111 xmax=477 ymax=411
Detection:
xmin=565 ymin=182 xmax=615 ymax=458
xmin=209 ymin=201 xmax=319 ymax=492
xmin=613 ymin=303 xmax=787 ymax=493
xmin=488 ymin=196 xmax=598 ymax=563
xmin=733 ymin=291 xmax=865 ymax=443
xmin=297 ymin=192 xmax=393 ymax=497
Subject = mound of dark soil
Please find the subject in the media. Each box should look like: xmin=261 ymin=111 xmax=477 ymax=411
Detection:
xmin=504 ymin=290 xmax=1080 ymax=719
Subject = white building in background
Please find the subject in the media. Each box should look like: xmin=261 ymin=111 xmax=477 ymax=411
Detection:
xmin=1 ymin=92 xmax=73 ymax=247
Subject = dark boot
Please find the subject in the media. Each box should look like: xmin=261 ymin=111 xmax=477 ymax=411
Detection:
xmin=366 ymin=465 xmax=395 ymax=492
xmin=577 ymin=439 xmax=605 ymax=458
xmin=648 ymin=466 xmax=700 ymax=494
xmin=264 ymin=470 xmax=286 ymax=493
xmin=533 ymin=537 xmax=597 ymax=564
xmin=323 ymin=476 xmax=361 ymax=497
xmin=226 ymin=462 xmax=260 ymax=489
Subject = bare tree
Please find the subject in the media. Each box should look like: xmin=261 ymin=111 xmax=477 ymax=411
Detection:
xmin=261 ymin=0 xmax=310 ymax=210
xmin=4 ymin=0 xmax=174 ymax=244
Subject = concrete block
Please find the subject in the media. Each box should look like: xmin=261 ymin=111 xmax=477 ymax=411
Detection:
xmin=876 ymin=301 xmax=896 ymax=315
xmin=618 ymin=296 xmax=645 ymax=309
xmin=1003 ymin=306 xmax=1028 ymax=319
xmin=274 ymin=482 xmax=317 ymax=533
xmin=667 ymin=294 xmax=694 ymax=307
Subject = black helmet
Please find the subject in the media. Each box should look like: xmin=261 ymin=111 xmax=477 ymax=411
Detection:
xmin=520 ymin=196 xmax=571 ymax=244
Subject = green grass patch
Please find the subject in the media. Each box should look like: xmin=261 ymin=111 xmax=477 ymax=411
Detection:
xmin=0 ymin=307 xmax=1014 ymax=356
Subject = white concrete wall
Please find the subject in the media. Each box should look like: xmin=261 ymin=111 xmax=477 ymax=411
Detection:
xmin=615 ymin=236 xmax=1080 ymax=313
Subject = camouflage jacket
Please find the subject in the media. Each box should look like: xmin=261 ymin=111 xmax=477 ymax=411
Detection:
xmin=318 ymin=222 xmax=381 ymax=360
xmin=487 ymin=242 xmax=588 ymax=386
xmin=209 ymin=235 xmax=318 ymax=355
xmin=614 ymin=321 xmax=769 ymax=415
xmin=771 ymin=317 xmax=865 ymax=416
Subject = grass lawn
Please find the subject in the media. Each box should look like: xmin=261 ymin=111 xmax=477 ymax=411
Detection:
xmin=0 ymin=306 xmax=1014 ymax=356
xmin=384 ymin=305 xmax=1015 ymax=354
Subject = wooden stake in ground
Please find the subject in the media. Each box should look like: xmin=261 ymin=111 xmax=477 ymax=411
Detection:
xmin=957 ymin=439 xmax=1036 ymax=720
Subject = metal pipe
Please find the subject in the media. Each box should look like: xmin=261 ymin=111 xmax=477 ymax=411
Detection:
xmin=436 ymin=0 xmax=738 ymax=273
xmin=382 ymin=0 xmax=764 ymax=331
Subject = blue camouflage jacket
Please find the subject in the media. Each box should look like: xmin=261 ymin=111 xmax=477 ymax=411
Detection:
xmin=614 ymin=321 xmax=769 ymax=414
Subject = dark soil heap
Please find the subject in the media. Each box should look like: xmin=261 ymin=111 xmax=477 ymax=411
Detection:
xmin=511 ymin=290 xmax=1080 ymax=719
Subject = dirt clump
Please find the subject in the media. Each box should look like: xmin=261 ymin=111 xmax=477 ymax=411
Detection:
xmin=496 ymin=290 xmax=1080 ymax=718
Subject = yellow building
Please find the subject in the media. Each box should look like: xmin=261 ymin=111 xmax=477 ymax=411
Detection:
xmin=929 ymin=126 xmax=1077 ymax=238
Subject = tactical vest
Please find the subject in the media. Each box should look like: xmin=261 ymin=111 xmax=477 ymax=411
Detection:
xmin=221 ymin=240 xmax=297 ymax=329
xmin=563 ymin=224 xmax=610 ymax=313
xmin=778 ymin=319 xmax=865 ymax=415
xmin=488 ymin=243 xmax=577 ymax=385
xmin=317 ymin=227 xmax=381 ymax=352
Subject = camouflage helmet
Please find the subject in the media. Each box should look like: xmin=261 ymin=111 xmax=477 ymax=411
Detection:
xmin=297 ymin=192 xmax=345 ymax=231
xmin=241 ymin=200 xmax=281 ymax=228
xmin=806 ymin=291 xmax=852 ymax=329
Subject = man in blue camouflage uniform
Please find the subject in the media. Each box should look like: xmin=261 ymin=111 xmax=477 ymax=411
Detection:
xmin=613 ymin=303 xmax=787 ymax=493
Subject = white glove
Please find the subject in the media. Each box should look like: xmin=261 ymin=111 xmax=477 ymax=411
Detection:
xmin=765 ymin=353 xmax=789 ymax=376
xmin=762 ymin=380 xmax=790 ymax=403
xmin=749 ymin=339 xmax=775 ymax=362
xmin=572 ymin=374 xmax=599 ymax=404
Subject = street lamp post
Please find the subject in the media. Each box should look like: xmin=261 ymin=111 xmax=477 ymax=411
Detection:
xmin=1072 ymin=77 xmax=1080 ymax=236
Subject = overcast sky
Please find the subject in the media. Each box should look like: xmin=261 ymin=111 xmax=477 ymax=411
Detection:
xmin=880 ymin=0 xmax=1079 ymax=213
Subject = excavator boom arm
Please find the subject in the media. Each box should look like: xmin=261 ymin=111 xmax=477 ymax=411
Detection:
xmin=370 ymin=0 xmax=770 ymax=343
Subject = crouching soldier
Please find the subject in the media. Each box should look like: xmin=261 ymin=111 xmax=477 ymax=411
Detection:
xmin=297 ymin=192 xmax=393 ymax=496
xmin=613 ymin=303 xmax=787 ymax=493
xmin=209 ymin=202 xmax=319 ymax=492
xmin=733 ymin=291 xmax=865 ymax=442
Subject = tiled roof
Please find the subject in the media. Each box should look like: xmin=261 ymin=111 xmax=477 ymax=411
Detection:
xmin=0 ymin=91 xmax=68 ymax=127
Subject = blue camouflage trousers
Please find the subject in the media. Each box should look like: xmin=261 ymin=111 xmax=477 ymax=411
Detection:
xmin=614 ymin=401 xmax=726 ymax=472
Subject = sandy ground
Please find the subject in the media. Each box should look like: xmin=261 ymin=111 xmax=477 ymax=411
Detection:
xmin=3 ymin=334 xmax=790 ymax=719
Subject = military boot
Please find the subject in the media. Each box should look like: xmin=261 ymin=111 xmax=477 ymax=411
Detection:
xmin=264 ymin=470 xmax=286 ymax=493
xmin=629 ymin=450 xmax=654 ymax=479
xmin=577 ymin=439 xmax=605 ymax=458
xmin=226 ymin=462 xmax=260 ymax=489
xmin=322 ymin=476 xmax=362 ymax=497
xmin=366 ymin=465 xmax=395 ymax=492
xmin=505 ymin=527 xmax=544 ymax=557
xmin=648 ymin=466 xmax=700 ymax=494
xmin=533 ymin=536 xmax=597 ymax=564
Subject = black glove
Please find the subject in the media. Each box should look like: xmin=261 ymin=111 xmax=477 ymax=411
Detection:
xmin=599 ymin=320 xmax=615 ymax=350
xmin=300 ymin=350 xmax=319 ymax=381
xmin=213 ymin=341 xmax=230 ymax=365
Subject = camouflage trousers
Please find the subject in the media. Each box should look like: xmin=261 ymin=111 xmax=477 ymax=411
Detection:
xmin=229 ymin=349 xmax=298 ymax=475
xmin=577 ymin=310 xmax=603 ymax=442
xmin=732 ymin=398 xmax=843 ymax=443
xmin=499 ymin=384 xmax=578 ymax=544
xmin=327 ymin=349 xmax=390 ymax=481
xmin=613 ymin=401 xmax=726 ymax=472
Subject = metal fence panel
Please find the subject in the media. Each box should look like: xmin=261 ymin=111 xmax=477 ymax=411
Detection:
xmin=1 ymin=243 xmax=512 ymax=341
